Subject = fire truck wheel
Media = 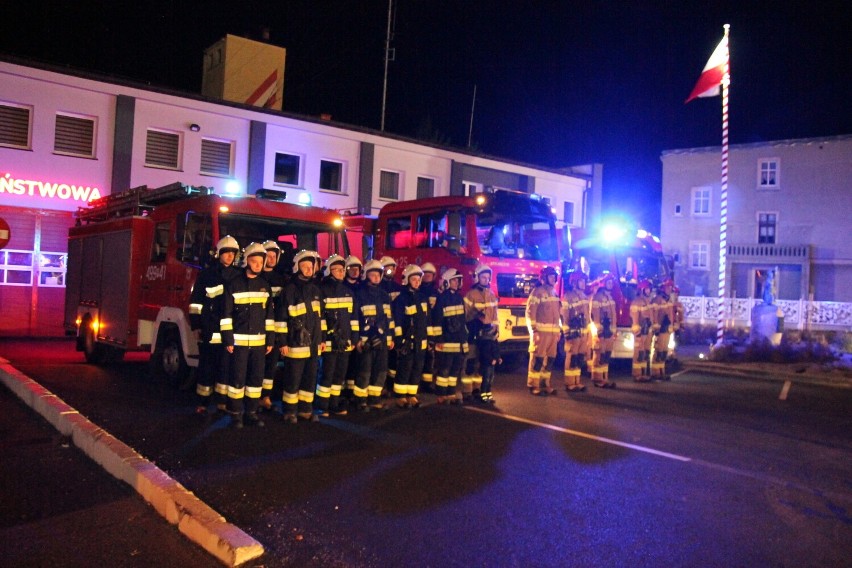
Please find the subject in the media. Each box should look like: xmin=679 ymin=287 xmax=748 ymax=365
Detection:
xmin=81 ymin=315 xmax=108 ymax=364
xmin=151 ymin=327 xmax=190 ymax=386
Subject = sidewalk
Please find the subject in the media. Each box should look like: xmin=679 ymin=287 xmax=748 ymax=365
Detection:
xmin=676 ymin=344 xmax=852 ymax=389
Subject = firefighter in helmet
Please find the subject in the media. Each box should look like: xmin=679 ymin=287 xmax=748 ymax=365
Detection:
xmin=342 ymin=255 xmax=363 ymax=400
xmin=526 ymin=266 xmax=561 ymax=395
xmin=391 ymin=264 xmax=430 ymax=408
xmin=316 ymin=254 xmax=357 ymax=416
xmin=189 ymin=235 xmax=240 ymax=414
xmin=589 ymin=273 xmax=617 ymax=388
xmin=431 ymin=268 xmax=469 ymax=404
xmin=259 ymin=240 xmax=288 ymax=410
xmin=354 ymin=259 xmax=395 ymax=410
xmin=651 ymin=280 xmax=676 ymax=380
xmin=418 ymin=262 xmax=439 ymax=392
xmin=220 ymin=242 xmax=275 ymax=428
xmin=464 ymin=263 xmax=501 ymax=404
xmin=630 ymin=279 xmax=654 ymax=382
xmin=560 ymin=270 xmax=589 ymax=392
xmin=380 ymin=255 xmax=404 ymax=394
xmin=278 ymin=250 xmax=325 ymax=423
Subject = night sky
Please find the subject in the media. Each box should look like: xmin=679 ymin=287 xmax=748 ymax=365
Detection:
xmin=3 ymin=1 xmax=851 ymax=232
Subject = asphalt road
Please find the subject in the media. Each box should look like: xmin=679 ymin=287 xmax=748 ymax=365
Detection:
xmin=2 ymin=339 xmax=851 ymax=567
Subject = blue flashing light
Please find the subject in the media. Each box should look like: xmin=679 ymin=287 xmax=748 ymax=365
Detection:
xmin=225 ymin=180 xmax=241 ymax=195
xmin=298 ymin=192 xmax=312 ymax=206
xmin=601 ymin=224 xmax=627 ymax=243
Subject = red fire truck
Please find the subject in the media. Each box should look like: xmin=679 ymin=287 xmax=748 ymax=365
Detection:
xmin=569 ymin=221 xmax=674 ymax=358
xmin=344 ymin=189 xmax=567 ymax=354
xmin=64 ymin=182 xmax=347 ymax=380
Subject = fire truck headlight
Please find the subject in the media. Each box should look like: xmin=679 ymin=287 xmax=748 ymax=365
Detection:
xmin=333 ymin=218 xmax=343 ymax=228
xmin=225 ymin=181 xmax=241 ymax=195
xmin=636 ymin=229 xmax=649 ymax=239
xmin=623 ymin=332 xmax=634 ymax=351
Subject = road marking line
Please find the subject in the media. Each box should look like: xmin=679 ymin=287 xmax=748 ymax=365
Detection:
xmin=466 ymin=406 xmax=692 ymax=462
xmin=670 ymin=369 xmax=688 ymax=379
xmin=779 ymin=380 xmax=792 ymax=400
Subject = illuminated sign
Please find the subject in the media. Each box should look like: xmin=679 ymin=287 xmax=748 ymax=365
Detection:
xmin=1 ymin=173 xmax=102 ymax=204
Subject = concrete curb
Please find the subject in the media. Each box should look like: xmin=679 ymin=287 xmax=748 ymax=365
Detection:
xmin=680 ymin=360 xmax=852 ymax=389
xmin=0 ymin=358 xmax=264 ymax=567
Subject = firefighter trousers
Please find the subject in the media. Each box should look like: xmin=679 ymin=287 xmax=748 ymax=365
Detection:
xmin=316 ymin=350 xmax=349 ymax=412
xmin=196 ymin=341 xmax=228 ymax=406
xmin=356 ymin=347 xmax=388 ymax=406
xmin=435 ymin=351 xmax=465 ymax=397
xmin=227 ymin=345 xmax=265 ymax=416
xmin=283 ymin=355 xmax=319 ymax=416
xmin=262 ymin=347 xmax=282 ymax=401
xmin=393 ymin=347 xmax=425 ymax=398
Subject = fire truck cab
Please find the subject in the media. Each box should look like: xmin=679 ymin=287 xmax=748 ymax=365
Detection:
xmin=64 ymin=182 xmax=347 ymax=381
xmin=348 ymin=190 xmax=565 ymax=354
xmin=570 ymin=222 xmax=673 ymax=359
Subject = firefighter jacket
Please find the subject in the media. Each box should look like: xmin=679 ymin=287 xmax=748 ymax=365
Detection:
xmin=526 ymin=284 xmax=562 ymax=336
xmin=277 ymin=275 xmax=324 ymax=358
xmin=189 ymin=263 xmax=239 ymax=343
xmin=591 ymin=287 xmax=616 ymax=339
xmin=420 ymin=280 xmax=440 ymax=310
xmin=560 ymin=288 xmax=589 ymax=339
xmin=381 ymin=278 xmax=404 ymax=302
xmin=262 ymin=268 xmax=288 ymax=333
xmin=355 ymin=282 xmax=395 ymax=349
xmin=431 ymin=288 xmax=468 ymax=351
xmin=319 ymin=275 xmax=358 ymax=352
xmin=464 ymin=284 xmax=499 ymax=340
xmin=630 ymin=295 xmax=654 ymax=336
xmin=220 ymin=272 xmax=275 ymax=348
xmin=392 ymin=286 xmax=430 ymax=353
xmin=651 ymin=291 xmax=675 ymax=334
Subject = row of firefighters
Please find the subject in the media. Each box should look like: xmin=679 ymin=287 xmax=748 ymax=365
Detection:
xmin=188 ymin=236 xmax=683 ymax=428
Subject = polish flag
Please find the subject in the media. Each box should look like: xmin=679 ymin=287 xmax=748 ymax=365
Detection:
xmin=685 ymin=36 xmax=728 ymax=103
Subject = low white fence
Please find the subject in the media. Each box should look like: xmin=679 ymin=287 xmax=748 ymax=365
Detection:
xmin=681 ymin=296 xmax=852 ymax=332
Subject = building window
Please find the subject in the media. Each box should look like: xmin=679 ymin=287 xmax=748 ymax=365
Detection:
xmin=689 ymin=241 xmax=710 ymax=270
xmin=758 ymin=158 xmax=780 ymax=189
xmin=319 ymin=160 xmax=343 ymax=192
xmin=691 ymin=186 xmax=711 ymax=216
xmin=563 ymin=202 xmax=575 ymax=225
xmin=758 ymin=212 xmax=777 ymax=244
xmin=0 ymin=102 xmax=32 ymax=150
xmin=0 ymin=250 xmax=34 ymax=285
xmin=416 ymin=176 xmax=435 ymax=199
xmin=39 ymin=252 xmax=67 ymax=287
xmin=463 ymin=181 xmax=482 ymax=196
xmin=674 ymin=204 xmax=682 ymax=216
xmin=145 ymin=129 xmax=181 ymax=170
xmin=54 ymin=113 xmax=96 ymax=158
xmin=274 ymin=152 xmax=301 ymax=186
xmin=200 ymin=138 xmax=233 ymax=177
xmin=379 ymin=170 xmax=400 ymax=200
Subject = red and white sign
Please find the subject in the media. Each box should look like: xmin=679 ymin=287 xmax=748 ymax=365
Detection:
xmin=0 ymin=217 xmax=10 ymax=250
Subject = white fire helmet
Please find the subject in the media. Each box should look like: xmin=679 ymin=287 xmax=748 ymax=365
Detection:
xmin=401 ymin=264 xmax=424 ymax=286
xmin=380 ymin=255 xmax=397 ymax=268
xmin=216 ymin=235 xmax=239 ymax=257
xmin=441 ymin=268 xmax=464 ymax=285
xmin=421 ymin=262 xmax=437 ymax=274
xmin=262 ymin=240 xmax=281 ymax=258
xmin=345 ymin=255 xmax=363 ymax=269
xmin=292 ymin=249 xmax=319 ymax=273
xmin=363 ymin=259 xmax=384 ymax=279
xmin=474 ymin=263 xmax=492 ymax=278
xmin=242 ymin=242 xmax=267 ymax=268
xmin=324 ymin=254 xmax=346 ymax=277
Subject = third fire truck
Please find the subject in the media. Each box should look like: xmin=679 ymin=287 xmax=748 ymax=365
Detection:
xmin=64 ymin=182 xmax=347 ymax=380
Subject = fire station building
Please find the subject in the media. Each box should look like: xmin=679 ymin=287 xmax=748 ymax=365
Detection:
xmin=0 ymin=55 xmax=600 ymax=336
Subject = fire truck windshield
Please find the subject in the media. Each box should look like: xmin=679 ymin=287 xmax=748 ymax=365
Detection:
xmin=219 ymin=213 xmax=348 ymax=268
xmin=579 ymin=247 xmax=669 ymax=286
xmin=476 ymin=215 xmax=558 ymax=260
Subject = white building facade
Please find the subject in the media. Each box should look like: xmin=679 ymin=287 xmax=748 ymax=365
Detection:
xmin=661 ymin=134 xmax=852 ymax=331
xmin=0 ymin=57 xmax=599 ymax=336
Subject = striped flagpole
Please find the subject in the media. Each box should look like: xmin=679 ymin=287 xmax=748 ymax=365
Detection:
xmin=716 ymin=24 xmax=731 ymax=347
